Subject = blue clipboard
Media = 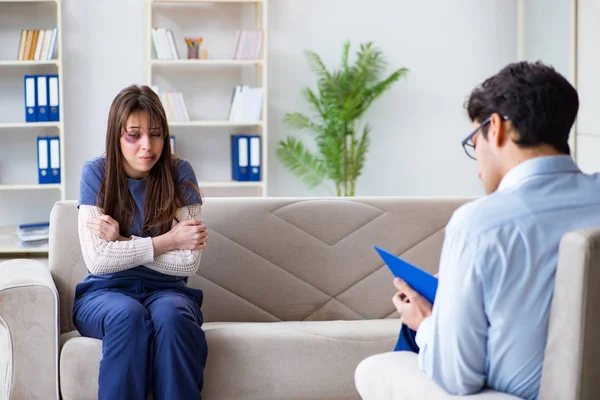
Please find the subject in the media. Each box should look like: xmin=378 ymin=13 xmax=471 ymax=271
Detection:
xmin=374 ymin=246 xmax=439 ymax=303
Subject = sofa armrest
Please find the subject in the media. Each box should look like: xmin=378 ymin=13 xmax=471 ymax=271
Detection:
xmin=0 ymin=259 xmax=59 ymax=400
xmin=355 ymin=352 xmax=522 ymax=400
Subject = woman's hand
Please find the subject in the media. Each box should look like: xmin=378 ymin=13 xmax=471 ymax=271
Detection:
xmin=169 ymin=219 xmax=208 ymax=251
xmin=87 ymin=215 xmax=124 ymax=242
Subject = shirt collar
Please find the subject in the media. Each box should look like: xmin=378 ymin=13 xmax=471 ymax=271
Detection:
xmin=497 ymin=155 xmax=581 ymax=192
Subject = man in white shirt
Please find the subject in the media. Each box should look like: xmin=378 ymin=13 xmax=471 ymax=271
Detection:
xmin=355 ymin=61 xmax=600 ymax=400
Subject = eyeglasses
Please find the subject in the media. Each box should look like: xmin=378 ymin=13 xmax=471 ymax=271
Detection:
xmin=461 ymin=115 xmax=509 ymax=160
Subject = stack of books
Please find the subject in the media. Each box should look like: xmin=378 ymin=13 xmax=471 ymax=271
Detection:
xmin=17 ymin=28 xmax=58 ymax=61
xmin=228 ymin=85 xmax=263 ymax=122
xmin=233 ymin=29 xmax=263 ymax=60
xmin=161 ymin=92 xmax=190 ymax=122
xmin=151 ymin=27 xmax=180 ymax=60
xmin=16 ymin=222 xmax=49 ymax=248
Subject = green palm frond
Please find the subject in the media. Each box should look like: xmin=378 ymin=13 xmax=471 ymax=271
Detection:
xmin=276 ymin=137 xmax=328 ymax=189
xmin=351 ymin=124 xmax=371 ymax=181
xmin=301 ymin=87 xmax=325 ymax=119
xmin=305 ymin=50 xmax=332 ymax=83
xmin=283 ymin=112 xmax=327 ymax=136
xmin=353 ymin=42 xmax=386 ymax=88
xmin=315 ymin=134 xmax=344 ymax=182
xmin=351 ymin=67 xmax=408 ymax=119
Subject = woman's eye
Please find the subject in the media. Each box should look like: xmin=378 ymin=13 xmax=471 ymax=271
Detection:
xmin=151 ymin=132 xmax=162 ymax=137
xmin=127 ymin=133 xmax=140 ymax=139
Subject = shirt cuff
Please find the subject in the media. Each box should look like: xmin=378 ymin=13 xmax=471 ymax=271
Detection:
xmin=416 ymin=315 xmax=434 ymax=349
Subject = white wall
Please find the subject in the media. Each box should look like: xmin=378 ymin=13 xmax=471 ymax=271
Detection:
xmin=268 ymin=0 xmax=518 ymax=197
xmin=576 ymin=0 xmax=600 ymax=173
xmin=62 ymin=0 xmax=146 ymax=201
xmin=61 ymin=0 xmax=518 ymax=201
xmin=0 ymin=0 xmax=519 ymax=226
xmin=63 ymin=0 xmax=516 ymax=198
xmin=523 ymin=0 xmax=572 ymax=79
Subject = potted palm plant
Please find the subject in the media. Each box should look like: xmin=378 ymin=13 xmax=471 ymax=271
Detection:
xmin=277 ymin=41 xmax=408 ymax=196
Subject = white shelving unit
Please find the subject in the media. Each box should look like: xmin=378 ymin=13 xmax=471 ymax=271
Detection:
xmin=146 ymin=0 xmax=268 ymax=197
xmin=0 ymin=0 xmax=65 ymax=254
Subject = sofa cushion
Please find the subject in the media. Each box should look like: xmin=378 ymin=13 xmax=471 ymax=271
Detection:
xmin=59 ymin=319 xmax=401 ymax=400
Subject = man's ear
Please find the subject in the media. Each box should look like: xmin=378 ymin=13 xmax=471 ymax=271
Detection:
xmin=488 ymin=113 xmax=506 ymax=148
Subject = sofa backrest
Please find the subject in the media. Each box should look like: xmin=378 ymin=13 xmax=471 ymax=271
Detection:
xmin=539 ymin=228 xmax=600 ymax=400
xmin=49 ymin=197 xmax=468 ymax=334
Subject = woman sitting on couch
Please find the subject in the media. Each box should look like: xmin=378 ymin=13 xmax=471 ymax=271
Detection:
xmin=72 ymin=84 xmax=209 ymax=400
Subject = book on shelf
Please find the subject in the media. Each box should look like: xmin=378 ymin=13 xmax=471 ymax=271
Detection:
xmin=160 ymin=91 xmax=190 ymax=122
xmin=17 ymin=28 xmax=58 ymax=61
xmin=233 ymin=29 xmax=263 ymax=60
xmin=228 ymin=85 xmax=263 ymax=122
xmin=151 ymin=27 xmax=180 ymax=60
xmin=16 ymin=222 xmax=49 ymax=248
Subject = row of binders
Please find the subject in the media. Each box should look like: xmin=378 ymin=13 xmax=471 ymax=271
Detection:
xmin=37 ymin=136 xmax=61 ymax=184
xmin=233 ymin=29 xmax=263 ymax=60
xmin=151 ymin=27 xmax=180 ymax=60
xmin=24 ymin=75 xmax=60 ymax=122
xmin=17 ymin=28 xmax=58 ymax=61
xmin=228 ymin=86 xmax=263 ymax=122
xmin=16 ymin=222 xmax=49 ymax=249
xmin=231 ymin=134 xmax=261 ymax=181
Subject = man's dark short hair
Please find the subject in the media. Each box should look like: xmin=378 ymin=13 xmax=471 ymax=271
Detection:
xmin=466 ymin=61 xmax=578 ymax=155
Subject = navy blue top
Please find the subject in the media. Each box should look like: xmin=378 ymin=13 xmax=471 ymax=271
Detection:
xmin=78 ymin=156 xmax=201 ymax=282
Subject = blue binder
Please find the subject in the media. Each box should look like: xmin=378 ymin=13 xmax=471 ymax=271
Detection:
xmin=18 ymin=222 xmax=50 ymax=231
xmin=48 ymin=75 xmax=59 ymax=122
xmin=231 ymin=135 xmax=249 ymax=181
xmin=24 ymin=75 xmax=37 ymax=122
xmin=36 ymin=75 xmax=49 ymax=122
xmin=37 ymin=136 xmax=51 ymax=184
xmin=48 ymin=136 xmax=60 ymax=183
xmin=248 ymin=135 xmax=261 ymax=181
xmin=374 ymin=246 xmax=439 ymax=304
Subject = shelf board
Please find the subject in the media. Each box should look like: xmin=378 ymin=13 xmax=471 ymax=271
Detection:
xmin=152 ymin=59 xmax=263 ymax=67
xmin=169 ymin=120 xmax=263 ymax=127
xmin=0 ymin=60 xmax=58 ymax=66
xmin=0 ymin=184 xmax=61 ymax=191
xmin=0 ymin=226 xmax=47 ymax=254
xmin=198 ymin=180 xmax=264 ymax=188
xmin=0 ymin=0 xmax=55 ymax=2
xmin=0 ymin=122 xmax=60 ymax=129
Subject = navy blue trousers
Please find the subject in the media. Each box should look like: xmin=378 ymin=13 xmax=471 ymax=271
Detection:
xmin=73 ymin=278 xmax=208 ymax=400
xmin=394 ymin=324 xmax=420 ymax=352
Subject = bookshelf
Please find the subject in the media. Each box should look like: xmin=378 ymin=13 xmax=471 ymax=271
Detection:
xmin=0 ymin=0 xmax=64 ymax=255
xmin=146 ymin=0 xmax=268 ymax=197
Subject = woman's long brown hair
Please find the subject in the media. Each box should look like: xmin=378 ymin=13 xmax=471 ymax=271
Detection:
xmin=99 ymin=84 xmax=200 ymax=237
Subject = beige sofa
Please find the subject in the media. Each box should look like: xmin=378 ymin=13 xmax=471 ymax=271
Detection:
xmin=0 ymin=197 xmax=599 ymax=400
